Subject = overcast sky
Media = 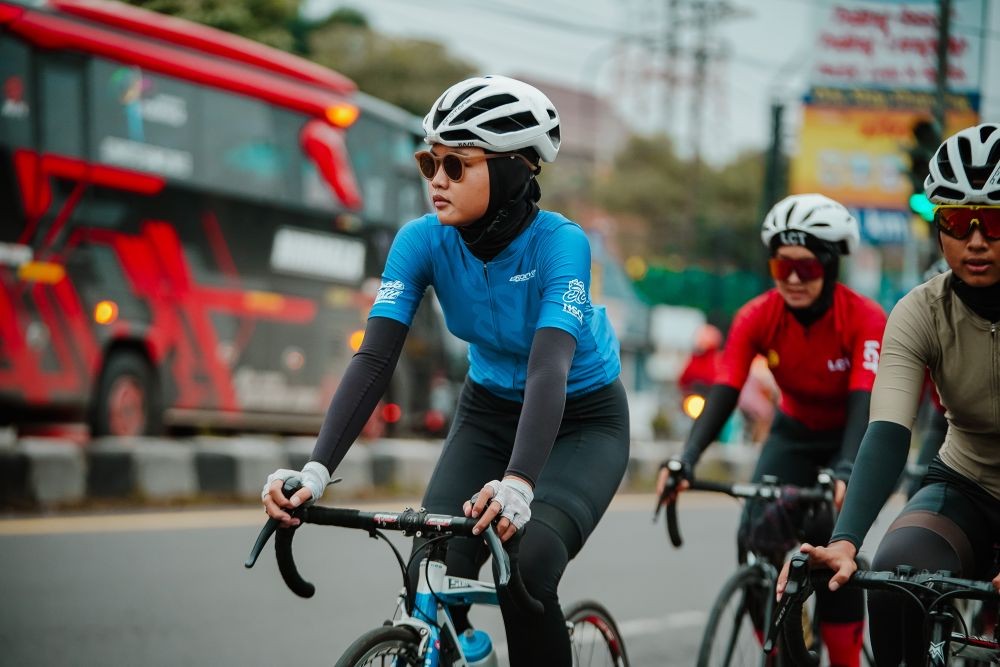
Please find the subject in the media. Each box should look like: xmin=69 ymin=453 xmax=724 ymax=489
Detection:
xmin=304 ymin=0 xmax=1000 ymax=165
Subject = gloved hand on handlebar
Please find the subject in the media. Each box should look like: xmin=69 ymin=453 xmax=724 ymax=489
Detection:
xmin=261 ymin=461 xmax=332 ymax=528
xmin=465 ymin=476 xmax=534 ymax=543
xmin=655 ymin=457 xmax=692 ymax=506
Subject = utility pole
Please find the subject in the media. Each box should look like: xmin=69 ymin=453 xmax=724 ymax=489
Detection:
xmin=662 ymin=0 xmax=681 ymax=134
xmin=760 ymin=102 xmax=785 ymax=221
xmin=933 ymin=0 xmax=952 ymax=136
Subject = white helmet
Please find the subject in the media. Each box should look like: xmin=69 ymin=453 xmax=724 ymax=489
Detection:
xmin=422 ymin=75 xmax=561 ymax=163
xmin=761 ymin=193 xmax=860 ymax=255
xmin=924 ymin=123 xmax=1000 ymax=204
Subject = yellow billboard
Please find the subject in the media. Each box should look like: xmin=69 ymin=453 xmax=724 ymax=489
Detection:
xmin=790 ymin=101 xmax=980 ymax=210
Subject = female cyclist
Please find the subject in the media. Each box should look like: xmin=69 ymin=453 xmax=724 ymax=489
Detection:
xmin=781 ymin=123 xmax=1000 ymax=665
xmin=658 ymin=193 xmax=887 ymax=666
xmin=262 ymin=75 xmax=629 ymax=666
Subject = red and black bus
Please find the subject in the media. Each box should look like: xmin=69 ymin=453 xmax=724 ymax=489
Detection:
xmin=0 ymin=0 xmax=453 ymax=437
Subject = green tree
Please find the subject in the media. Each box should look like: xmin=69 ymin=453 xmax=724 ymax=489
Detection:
xmin=306 ymin=22 xmax=475 ymax=116
xmin=123 ymin=0 xmax=301 ymax=51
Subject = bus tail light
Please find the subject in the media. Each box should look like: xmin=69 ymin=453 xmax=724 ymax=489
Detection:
xmin=94 ymin=300 xmax=119 ymax=325
xmin=18 ymin=261 xmax=65 ymax=284
xmin=381 ymin=403 xmax=402 ymax=424
xmin=348 ymin=329 xmax=365 ymax=352
xmin=325 ymin=103 xmax=359 ymax=128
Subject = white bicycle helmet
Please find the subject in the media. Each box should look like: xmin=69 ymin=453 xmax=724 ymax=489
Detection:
xmin=924 ymin=123 xmax=1000 ymax=204
xmin=761 ymin=193 xmax=860 ymax=255
xmin=422 ymin=75 xmax=561 ymax=163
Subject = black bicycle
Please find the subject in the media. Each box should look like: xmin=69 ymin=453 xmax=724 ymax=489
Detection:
xmin=773 ymin=552 xmax=1000 ymax=666
xmin=247 ymin=479 xmax=630 ymax=666
xmin=656 ymin=465 xmax=874 ymax=666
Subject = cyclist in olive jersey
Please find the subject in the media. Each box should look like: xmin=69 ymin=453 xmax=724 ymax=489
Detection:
xmin=658 ymin=193 xmax=888 ymax=667
xmin=779 ymin=122 xmax=1000 ymax=665
xmin=262 ymin=75 xmax=629 ymax=666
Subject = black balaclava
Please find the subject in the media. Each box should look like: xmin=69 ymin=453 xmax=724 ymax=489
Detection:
xmin=768 ymin=232 xmax=841 ymax=327
xmin=939 ymin=233 xmax=1000 ymax=323
xmin=457 ymin=149 xmax=541 ymax=262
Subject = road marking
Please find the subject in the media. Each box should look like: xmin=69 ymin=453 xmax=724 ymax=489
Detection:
xmin=0 ymin=493 xmax=735 ymax=536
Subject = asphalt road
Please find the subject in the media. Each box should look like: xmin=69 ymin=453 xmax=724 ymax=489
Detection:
xmin=0 ymin=493 xmax=899 ymax=666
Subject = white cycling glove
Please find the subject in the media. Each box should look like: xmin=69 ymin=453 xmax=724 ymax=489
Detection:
xmin=262 ymin=461 xmax=332 ymax=505
xmin=474 ymin=478 xmax=534 ymax=531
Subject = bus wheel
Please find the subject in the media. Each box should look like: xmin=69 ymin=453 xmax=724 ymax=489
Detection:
xmin=92 ymin=351 xmax=160 ymax=437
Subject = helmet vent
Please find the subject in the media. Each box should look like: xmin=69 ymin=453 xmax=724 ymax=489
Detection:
xmin=547 ymin=109 xmax=557 ymax=120
xmin=548 ymin=125 xmax=561 ymax=145
xmin=451 ymin=94 xmax=518 ymax=125
xmin=930 ymin=185 xmax=965 ymax=201
xmin=980 ymin=125 xmax=998 ymax=143
xmin=481 ymin=111 xmax=539 ymax=135
xmin=957 ymin=136 xmax=972 ymax=166
xmin=439 ymin=129 xmax=480 ymax=143
xmin=939 ymin=157 xmax=957 ymax=183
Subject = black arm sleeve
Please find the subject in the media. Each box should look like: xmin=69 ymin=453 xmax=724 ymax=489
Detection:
xmin=504 ymin=327 xmax=577 ymax=486
xmin=309 ymin=316 xmax=408 ymax=472
xmin=678 ymin=384 xmax=741 ymax=470
xmin=829 ymin=420 xmax=911 ymax=549
xmin=832 ymin=390 xmax=872 ymax=482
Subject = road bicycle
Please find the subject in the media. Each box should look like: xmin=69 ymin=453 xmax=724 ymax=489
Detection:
xmin=773 ymin=552 xmax=1000 ymax=666
xmin=246 ymin=479 xmax=630 ymax=666
xmin=655 ymin=465 xmax=874 ymax=666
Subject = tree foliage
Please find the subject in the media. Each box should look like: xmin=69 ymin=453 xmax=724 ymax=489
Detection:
xmin=123 ymin=0 xmax=301 ymax=51
xmin=305 ymin=23 xmax=476 ymax=116
xmin=594 ymin=134 xmax=766 ymax=271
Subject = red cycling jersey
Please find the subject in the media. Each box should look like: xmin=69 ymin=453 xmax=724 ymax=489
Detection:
xmin=716 ymin=284 xmax=887 ymax=431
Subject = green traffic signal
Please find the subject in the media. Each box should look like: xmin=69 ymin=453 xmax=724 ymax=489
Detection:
xmin=909 ymin=193 xmax=935 ymax=222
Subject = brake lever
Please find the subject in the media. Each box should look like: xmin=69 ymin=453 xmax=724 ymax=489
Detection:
xmin=244 ymin=477 xmax=305 ymax=568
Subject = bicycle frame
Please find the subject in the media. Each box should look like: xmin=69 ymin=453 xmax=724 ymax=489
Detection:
xmin=390 ymin=557 xmax=502 ymax=667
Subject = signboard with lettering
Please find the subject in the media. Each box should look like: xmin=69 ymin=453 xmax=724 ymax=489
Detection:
xmin=810 ymin=0 xmax=986 ymax=93
xmin=790 ymin=104 xmax=980 ymax=212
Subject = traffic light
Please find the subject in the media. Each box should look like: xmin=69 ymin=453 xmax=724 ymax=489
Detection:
xmin=907 ymin=119 xmax=939 ymax=222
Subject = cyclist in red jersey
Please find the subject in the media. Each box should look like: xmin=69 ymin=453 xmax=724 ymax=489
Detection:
xmin=657 ymin=193 xmax=887 ymax=667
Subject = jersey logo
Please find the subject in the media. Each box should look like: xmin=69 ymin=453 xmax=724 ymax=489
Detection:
xmin=561 ymin=279 xmax=587 ymax=324
xmin=562 ymin=279 xmax=588 ymax=305
xmin=509 ymin=269 xmax=536 ymax=283
xmin=862 ymin=339 xmax=880 ymax=373
xmin=374 ymin=279 xmax=404 ymax=305
xmin=827 ymin=357 xmax=850 ymax=372
xmin=767 ymin=349 xmax=780 ymax=368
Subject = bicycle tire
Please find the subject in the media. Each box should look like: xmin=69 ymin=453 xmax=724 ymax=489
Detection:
xmin=335 ymin=625 xmax=423 ymax=666
xmin=564 ymin=599 xmax=631 ymax=667
xmin=697 ymin=564 xmax=777 ymax=667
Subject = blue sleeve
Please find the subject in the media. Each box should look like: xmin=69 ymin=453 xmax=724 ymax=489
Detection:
xmin=368 ymin=219 xmax=433 ymax=326
xmin=536 ymin=224 xmax=592 ymax=340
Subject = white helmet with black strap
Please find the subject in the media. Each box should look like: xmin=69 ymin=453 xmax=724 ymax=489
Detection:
xmin=761 ymin=193 xmax=860 ymax=255
xmin=422 ymin=75 xmax=561 ymax=164
xmin=924 ymin=123 xmax=1000 ymax=205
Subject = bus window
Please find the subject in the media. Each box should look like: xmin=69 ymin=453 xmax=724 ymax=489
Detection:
xmin=89 ymin=58 xmax=197 ymax=181
xmin=0 ymin=35 xmax=34 ymax=150
xmin=39 ymin=54 xmax=86 ymax=158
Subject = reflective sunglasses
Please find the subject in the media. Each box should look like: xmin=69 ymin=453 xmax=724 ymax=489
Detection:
xmin=414 ymin=150 xmax=535 ymax=182
xmin=934 ymin=205 xmax=1000 ymax=241
xmin=769 ymin=257 xmax=825 ymax=282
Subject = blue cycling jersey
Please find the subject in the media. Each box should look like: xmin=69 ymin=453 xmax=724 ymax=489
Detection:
xmin=369 ymin=210 xmax=621 ymax=401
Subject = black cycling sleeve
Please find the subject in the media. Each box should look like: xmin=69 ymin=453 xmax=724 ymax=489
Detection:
xmin=504 ymin=327 xmax=576 ymax=486
xmin=309 ymin=316 xmax=408 ymax=472
xmin=678 ymin=384 xmax=741 ymax=471
xmin=831 ymin=390 xmax=872 ymax=482
xmin=829 ymin=420 xmax=911 ymax=550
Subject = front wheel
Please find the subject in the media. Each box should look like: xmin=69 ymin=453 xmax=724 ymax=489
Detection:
xmin=697 ymin=564 xmax=777 ymax=667
xmin=564 ymin=599 xmax=630 ymax=667
xmin=334 ymin=625 xmax=423 ymax=666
